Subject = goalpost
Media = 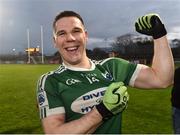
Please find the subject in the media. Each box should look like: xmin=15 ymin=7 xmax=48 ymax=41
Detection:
xmin=26 ymin=26 xmax=45 ymax=64
xmin=40 ymin=25 xmax=44 ymax=64
xmin=27 ymin=29 xmax=31 ymax=64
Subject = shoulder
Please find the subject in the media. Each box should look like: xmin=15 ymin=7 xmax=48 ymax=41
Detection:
xmin=175 ymin=67 xmax=180 ymax=74
xmin=38 ymin=71 xmax=54 ymax=83
xmin=92 ymin=57 xmax=129 ymax=65
xmin=174 ymin=67 xmax=180 ymax=84
xmin=38 ymin=65 xmax=66 ymax=84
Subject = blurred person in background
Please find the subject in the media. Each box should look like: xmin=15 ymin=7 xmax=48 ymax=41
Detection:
xmin=171 ymin=67 xmax=180 ymax=134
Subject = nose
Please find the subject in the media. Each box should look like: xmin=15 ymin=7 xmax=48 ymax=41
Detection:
xmin=66 ymin=33 xmax=75 ymax=41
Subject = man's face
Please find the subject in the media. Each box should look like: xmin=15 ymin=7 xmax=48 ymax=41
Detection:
xmin=53 ymin=17 xmax=88 ymax=66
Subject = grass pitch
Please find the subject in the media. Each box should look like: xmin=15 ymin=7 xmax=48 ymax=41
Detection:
xmin=0 ymin=64 xmax=173 ymax=134
xmin=122 ymin=87 xmax=173 ymax=133
xmin=0 ymin=64 xmax=58 ymax=134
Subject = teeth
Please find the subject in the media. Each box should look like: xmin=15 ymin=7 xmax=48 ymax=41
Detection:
xmin=66 ymin=47 xmax=78 ymax=51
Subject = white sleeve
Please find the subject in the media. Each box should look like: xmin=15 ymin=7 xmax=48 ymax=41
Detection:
xmin=37 ymin=88 xmax=65 ymax=119
xmin=129 ymin=64 xmax=145 ymax=87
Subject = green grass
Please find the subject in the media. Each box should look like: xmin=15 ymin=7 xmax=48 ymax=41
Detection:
xmin=0 ymin=64 xmax=58 ymax=134
xmin=122 ymin=87 xmax=173 ymax=134
xmin=0 ymin=64 xmax=174 ymax=134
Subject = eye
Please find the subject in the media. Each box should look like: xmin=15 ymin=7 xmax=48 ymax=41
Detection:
xmin=73 ymin=28 xmax=82 ymax=33
xmin=56 ymin=31 xmax=65 ymax=36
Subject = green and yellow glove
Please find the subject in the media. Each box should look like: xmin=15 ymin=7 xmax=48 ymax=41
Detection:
xmin=96 ymin=82 xmax=129 ymax=120
xmin=135 ymin=13 xmax=167 ymax=39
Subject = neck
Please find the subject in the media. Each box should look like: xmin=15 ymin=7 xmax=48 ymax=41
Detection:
xmin=63 ymin=57 xmax=91 ymax=69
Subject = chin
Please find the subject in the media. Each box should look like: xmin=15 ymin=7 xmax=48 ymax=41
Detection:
xmin=70 ymin=60 xmax=81 ymax=65
xmin=65 ymin=58 xmax=81 ymax=66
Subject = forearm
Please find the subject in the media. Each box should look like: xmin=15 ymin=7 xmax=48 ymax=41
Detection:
xmin=42 ymin=108 xmax=102 ymax=134
xmin=152 ymin=35 xmax=174 ymax=87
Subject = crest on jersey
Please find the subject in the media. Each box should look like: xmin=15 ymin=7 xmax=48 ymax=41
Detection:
xmin=38 ymin=92 xmax=45 ymax=106
xmin=101 ymin=71 xmax=113 ymax=81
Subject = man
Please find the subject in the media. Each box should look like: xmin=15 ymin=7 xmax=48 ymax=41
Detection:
xmin=171 ymin=67 xmax=180 ymax=134
xmin=37 ymin=11 xmax=174 ymax=134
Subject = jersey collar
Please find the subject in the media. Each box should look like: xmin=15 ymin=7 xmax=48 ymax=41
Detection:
xmin=62 ymin=60 xmax=95 ymax=71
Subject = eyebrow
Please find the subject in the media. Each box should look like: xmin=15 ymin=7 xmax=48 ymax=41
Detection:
xmin=56 ymin=29 xmax=65 ymax=33
xmin=73 ymin=27 xmax=83 ymax=31
xmin=56 ymin=26 xmax=84 ymax=34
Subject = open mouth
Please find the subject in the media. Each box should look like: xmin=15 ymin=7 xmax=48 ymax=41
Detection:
xmin=65 ymin=46 xmax=79 ymax=53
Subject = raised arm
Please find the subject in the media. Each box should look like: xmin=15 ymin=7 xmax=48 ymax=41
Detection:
xmin=133 ymin=14 xmax=174 ymax=89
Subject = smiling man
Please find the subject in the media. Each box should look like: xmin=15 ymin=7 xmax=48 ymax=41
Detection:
xmin=53 ymin=14 xmax=88 ymax=67
xmin=36 ymin=11 xmax=174 ymax=134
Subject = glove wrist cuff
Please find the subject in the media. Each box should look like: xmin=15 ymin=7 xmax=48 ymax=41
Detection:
xmin=153 ymin=24 xmax=167 ymax=39
xmin=96 ymin=102 xmax=113 ymax=121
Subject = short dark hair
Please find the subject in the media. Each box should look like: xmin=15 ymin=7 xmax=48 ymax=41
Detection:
xmin=53 ymin=10 xmax=84 ymax=33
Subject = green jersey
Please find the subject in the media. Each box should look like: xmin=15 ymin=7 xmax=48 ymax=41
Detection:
xmin=37 ymin=57 xmax=141 ymax=134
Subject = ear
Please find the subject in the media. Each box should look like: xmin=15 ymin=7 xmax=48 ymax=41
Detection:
xmin=53 ymin=36 xmax=57 ymax=48
xmin=85 ymin=30 xmax=88 ymax=40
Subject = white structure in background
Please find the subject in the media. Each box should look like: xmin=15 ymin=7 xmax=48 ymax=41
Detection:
xmin=40 ymin=25 xmax=44 ymax=64
xmin=27 ymin=29 xmax=31 ymax=64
